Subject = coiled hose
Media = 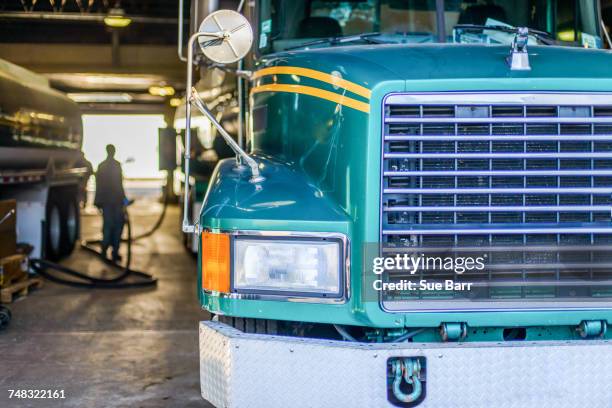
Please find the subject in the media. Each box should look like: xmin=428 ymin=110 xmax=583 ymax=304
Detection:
xmin=29 ymin=195 xmax=168 ymax=289
xmin=0 ymin=305 xmax=10 ymax=330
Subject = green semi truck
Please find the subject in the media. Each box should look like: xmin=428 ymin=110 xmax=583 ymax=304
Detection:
xmin=179 ymin=1 xmax=612 ymax=406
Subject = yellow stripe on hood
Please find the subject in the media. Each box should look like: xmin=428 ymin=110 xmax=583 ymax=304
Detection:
xmin=250 ymin=83 xmax=370 ymax=113
xmin=252 ymin=66 xmax=371 ymax=100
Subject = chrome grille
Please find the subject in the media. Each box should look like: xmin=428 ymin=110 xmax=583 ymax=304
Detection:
xmin=381 ymin=93 xmax=612 ymax=308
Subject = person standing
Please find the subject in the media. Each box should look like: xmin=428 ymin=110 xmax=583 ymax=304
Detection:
xmin=94 ymin=144 xmax=127 ymax=262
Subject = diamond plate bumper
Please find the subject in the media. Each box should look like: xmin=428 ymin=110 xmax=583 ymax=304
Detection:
xmin=200 ymin=321 xmax=612 ymax=408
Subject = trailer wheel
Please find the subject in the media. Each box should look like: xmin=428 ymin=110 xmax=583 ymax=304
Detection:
xmin=61 ymin=192 xmax=80 ymax=257
xmin=45 ymin=192 xmax=63 ymax=261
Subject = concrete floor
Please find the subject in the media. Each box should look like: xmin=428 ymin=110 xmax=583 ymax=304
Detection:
xmin=0 ymin=200 xmax=213 ymax=407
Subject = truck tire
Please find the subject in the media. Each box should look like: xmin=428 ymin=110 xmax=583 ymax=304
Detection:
xmin=45 ymin=190 xmax=63 ymax=261
xmin=61 ymin=190 xmax=80 ymax=257
xmin=217 ymin=316 xmax=279 ymax=335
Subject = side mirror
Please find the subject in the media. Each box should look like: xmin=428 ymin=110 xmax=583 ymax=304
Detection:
xmin=181 ymin=9 xmax=260 ymax=235
xmin=197 ymin=10 xmax=253 ymax=64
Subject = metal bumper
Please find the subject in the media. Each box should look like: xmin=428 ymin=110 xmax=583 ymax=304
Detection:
xmin=200 ymin=321 xmax=612 ymax=408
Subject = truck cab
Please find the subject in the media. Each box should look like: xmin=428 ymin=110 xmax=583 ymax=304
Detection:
xmin=186 ymin=1 xmax=612 ymax=406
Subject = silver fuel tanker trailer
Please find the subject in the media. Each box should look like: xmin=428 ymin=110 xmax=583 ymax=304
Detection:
xmin=0 ymin=58 xmax=87 ymax=260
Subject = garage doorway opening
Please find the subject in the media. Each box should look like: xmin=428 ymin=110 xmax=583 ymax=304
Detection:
xmin=82 ymin=114 xmax=167 ymax=200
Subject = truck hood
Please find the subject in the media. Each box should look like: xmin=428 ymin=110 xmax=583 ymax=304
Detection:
xmin=259 ymin=43 xmax=612 ymax=91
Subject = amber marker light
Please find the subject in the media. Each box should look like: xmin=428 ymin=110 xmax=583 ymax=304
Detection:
xmin=201 ymin=231 xmax=231 ymax=293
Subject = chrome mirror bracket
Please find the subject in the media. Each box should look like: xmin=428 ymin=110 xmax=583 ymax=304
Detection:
xmin=190 ymin=87 xmax=264 ymax=183
xmin=181 ymin=21 xmax=261 ymax=234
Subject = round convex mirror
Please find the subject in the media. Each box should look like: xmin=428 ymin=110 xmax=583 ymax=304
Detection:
xmin=197 ymin=10 xmax=253 ymax=64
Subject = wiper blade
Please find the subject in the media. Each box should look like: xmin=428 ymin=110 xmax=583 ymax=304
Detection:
xmin=286 ymin=32 xmax=387 ymax=51
xmin=454 ymin=24 xmax=558 ymax=45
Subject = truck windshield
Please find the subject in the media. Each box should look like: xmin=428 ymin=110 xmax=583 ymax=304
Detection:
xmin=257 ymin=0 xmax=602 ymax=53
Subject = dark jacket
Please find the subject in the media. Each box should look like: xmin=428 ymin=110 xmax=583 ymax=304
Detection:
xmin=94 ymin=157 xmax=126 ymax=207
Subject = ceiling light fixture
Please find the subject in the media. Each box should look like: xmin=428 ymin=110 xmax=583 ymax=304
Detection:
xmin=149 ymin=85 xmax=175 ymax=97
xmin=104 ymin=7 xmax=132 ymax=28
xmin=67 ymin=92 xmax=133 ymax=103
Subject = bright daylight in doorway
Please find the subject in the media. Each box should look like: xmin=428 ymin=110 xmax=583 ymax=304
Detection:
xmin=82 ymin=114 xmax=166 ymax=179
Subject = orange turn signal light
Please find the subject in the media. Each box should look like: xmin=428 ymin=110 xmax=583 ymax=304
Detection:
xmin=201 ymin=231 xmax=230 ymax=293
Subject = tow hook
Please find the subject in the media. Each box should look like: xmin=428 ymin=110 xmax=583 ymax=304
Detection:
xmin=391 ymin=358 xmax=423 ymax=404
xmin=576 ymin=320 xmax=608 ymax=338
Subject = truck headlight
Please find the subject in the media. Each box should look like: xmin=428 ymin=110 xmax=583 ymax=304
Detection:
xmin=233 ymin=237 xmax=343 ymax=297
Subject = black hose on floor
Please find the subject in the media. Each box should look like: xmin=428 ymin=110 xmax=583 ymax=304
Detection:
xmin=127 ymin=192 xmax=169 ymax=242
xmin=0 ymin=305 xmax=11 ymax=330
xmin=86 ymin=192 xmax=169 ymax=246
xmin=29 ymin=197 xmax=164 ymax=289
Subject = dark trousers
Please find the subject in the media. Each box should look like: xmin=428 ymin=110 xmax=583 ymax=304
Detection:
xmin=101 ymin=205 xmax=124 ymax=258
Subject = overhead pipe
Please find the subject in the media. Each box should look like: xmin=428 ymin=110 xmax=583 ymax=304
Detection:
xmin=177 ymin=0 xmax=187 ymax=61
xmin=0 ymin=11 xmax=178 ymax=24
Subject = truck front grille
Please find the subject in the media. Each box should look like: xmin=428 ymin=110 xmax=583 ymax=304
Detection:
xmin=381 ymin=93 xmax=612 ymax=310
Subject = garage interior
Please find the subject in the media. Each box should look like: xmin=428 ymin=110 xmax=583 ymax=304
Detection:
xmin=0 ymin=1 xmax=611 ymax=407
xmin=0 ymin=1 xmax=212 ymax=407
